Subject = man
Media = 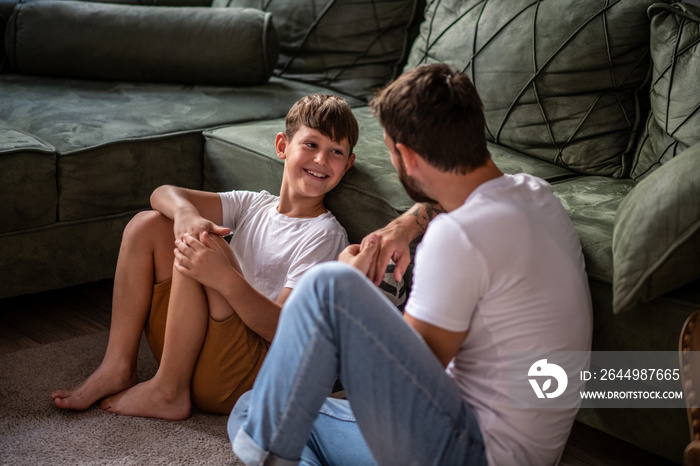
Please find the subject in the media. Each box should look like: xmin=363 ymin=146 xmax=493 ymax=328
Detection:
xmin=228 ymin=64 xmax=593 ymax=466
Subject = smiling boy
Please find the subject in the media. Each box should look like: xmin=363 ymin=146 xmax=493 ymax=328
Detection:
xmin=51 ymin=94 xmax=357 ymax=420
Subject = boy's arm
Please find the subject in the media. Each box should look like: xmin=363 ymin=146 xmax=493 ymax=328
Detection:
xmin=151 ymin=185 xmax=230 ymax=240
xmin=365 ymin=202 xmax=445 ymax=285
xmin=174 ymin=232 xmax=288 ymax=343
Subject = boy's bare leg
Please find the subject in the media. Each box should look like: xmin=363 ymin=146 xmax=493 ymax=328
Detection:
xmin=99 ymin=234 xmax=239 ymax=420
xmin=99 ymin=267 xmax=207 ymax=420
xmin=51 ymin=211 xmax=175 ymax=410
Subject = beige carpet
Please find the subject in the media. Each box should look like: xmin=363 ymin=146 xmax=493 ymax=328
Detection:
xmin=0 ymin=331 xmax=244 ymax=465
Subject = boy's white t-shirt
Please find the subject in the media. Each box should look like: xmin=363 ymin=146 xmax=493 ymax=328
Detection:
xmin=405 ymin=174 xmax=593 ymax=466
xmin=219 ymin=190 xmax=348 ymax=301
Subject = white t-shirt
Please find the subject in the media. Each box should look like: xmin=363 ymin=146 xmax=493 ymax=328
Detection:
xmin=405 ymin=174 xmax=592 ymax=466
xmin=219 ymin=190 xmax=348 ymax=301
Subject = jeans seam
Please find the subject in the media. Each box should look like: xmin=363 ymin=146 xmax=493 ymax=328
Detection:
xmin=330 ymin=295 xmax=460 ymax=426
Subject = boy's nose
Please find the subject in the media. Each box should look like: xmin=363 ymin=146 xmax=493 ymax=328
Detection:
xmin=314 ymin=151 xmax=329 ymax=165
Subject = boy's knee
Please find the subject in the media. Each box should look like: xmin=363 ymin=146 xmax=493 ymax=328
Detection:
xmin=123 ymin=210 xmax=172 ymax=242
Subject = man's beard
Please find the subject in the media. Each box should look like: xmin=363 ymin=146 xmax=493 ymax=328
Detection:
xmin=396 ymin=156 xmax=438 ymax=204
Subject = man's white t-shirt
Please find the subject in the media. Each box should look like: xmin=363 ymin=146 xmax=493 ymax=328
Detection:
xmin=405 ymin=174 xmax=592 ymax=466
xmin=219 ymin=190 xmax=348 ymax=301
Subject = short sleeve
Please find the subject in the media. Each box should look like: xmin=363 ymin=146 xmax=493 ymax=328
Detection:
xmin=219 ymin=190 xmax=266 ymax=230
xmin=405 ymin=216 xmax=488 ymax=332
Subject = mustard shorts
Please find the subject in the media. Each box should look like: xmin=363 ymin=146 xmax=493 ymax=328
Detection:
xmin=144 ymin=279 xmax=269 ymax=415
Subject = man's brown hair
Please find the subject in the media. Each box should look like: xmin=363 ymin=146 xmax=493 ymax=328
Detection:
xmin=285 ymin=94 xmax=359 ymax=154
xmin=370 ymin=63 xmax=489 ymax=174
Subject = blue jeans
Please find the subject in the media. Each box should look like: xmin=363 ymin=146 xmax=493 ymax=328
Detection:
xmin=228 ymin=262 xmax=486 ymax=466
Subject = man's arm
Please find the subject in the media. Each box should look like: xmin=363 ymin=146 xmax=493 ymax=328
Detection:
xmin=404 ymin=314 xmax=468 ymax=368
xmin=365 ymin=202 xmax=445 ymax=285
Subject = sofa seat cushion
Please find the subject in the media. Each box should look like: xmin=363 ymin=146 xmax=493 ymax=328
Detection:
xmin=632 ymin=2 xmax=700 ymax=180
xmin=487 ymin=143 xmax=577 ymax=183
xmin=0 ymin=124 xmax=56 ymax=233
xmin=406 ymin=0 xmax=658 ymax=178
xmin=0 ymin=74 xmax=361 ymax=221
xmin=551 ymin=176 xmax=636 ymax=283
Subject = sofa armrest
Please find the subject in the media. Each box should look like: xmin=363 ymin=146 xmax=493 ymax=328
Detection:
xmin=613 ymin=141 xmax=700 ymax=313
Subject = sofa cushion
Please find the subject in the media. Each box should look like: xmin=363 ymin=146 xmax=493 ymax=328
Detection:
xmin=406 ymin=0 xmax=658 ymax=178
xmin=551 ymin=176 xmax=636 ymax=284
xmin=6 ymin=1 xmax=278 ymax=85
xmin=0 ymin=124 xmax=56 ymax=233
xmin=0 ymin=73 xmax=362 ymax=221
xmin=613 ymin=141 xmax=700 ymax=314
xmin=215 ymin=0 xmax=419 ymax=100
xmin=631 ymin=2 xmax=700 ymax=181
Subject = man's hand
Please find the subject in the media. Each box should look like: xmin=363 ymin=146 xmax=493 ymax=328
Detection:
xmin=364 ymin=202 xmax=445 ymax=285
xmin=363 ymin=221 xmax=414 ymax=286
xmin=338 ymin=234 xmax=380 ymax=278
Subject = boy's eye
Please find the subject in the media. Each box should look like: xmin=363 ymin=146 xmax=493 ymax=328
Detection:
xmin=305 ymin=142 xmax=317 ymax=149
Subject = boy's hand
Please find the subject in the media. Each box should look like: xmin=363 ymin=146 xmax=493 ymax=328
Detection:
xmin=173 ymin=212 xmax=230 ymax=242
xmin=338 ymin=234 xmax=380 ymax=278
xmin=173 ymin=232 xmax=238 ymax=290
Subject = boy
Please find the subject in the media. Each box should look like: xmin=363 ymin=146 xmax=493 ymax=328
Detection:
xmin=51 ymin=94 xmax=358 ymax=420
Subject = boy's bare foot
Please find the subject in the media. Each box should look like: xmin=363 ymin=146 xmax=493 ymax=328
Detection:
xmin=99 ymin=379 xmax=191 ymax=421
xmin=51 ymin=363 xmax=138 ymax=411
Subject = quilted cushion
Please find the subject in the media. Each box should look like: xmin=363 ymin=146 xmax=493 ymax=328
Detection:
xmin=631 ymin=2 xmax=700 ymax=181
xmin=215 ymin=0 xmax=419 ymax=99
xmin=406 ymin=0 xmax=659 ymax=178
xmin=5 ymin=1 xmax=278 ymax=85
xmin=613 ymin=141 xmax=700 ymax=314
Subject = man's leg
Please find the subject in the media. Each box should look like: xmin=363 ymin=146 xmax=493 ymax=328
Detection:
xmin=231 ymin=393 xmax=374 ymax=466
xmin=231 ymin=262 xmax=486 ymax=466
xmin=52 ymin=211 xmax=175 ymax=410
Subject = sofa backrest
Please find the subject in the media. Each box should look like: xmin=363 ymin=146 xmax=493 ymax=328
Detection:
xmin=405 ymin=0 xmax=662 ymax=178
xmin=216 ymin=0 xmax=422 ymax=100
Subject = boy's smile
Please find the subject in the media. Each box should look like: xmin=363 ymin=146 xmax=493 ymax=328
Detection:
xmin=276 ymin=126 xmax=355 ymax=213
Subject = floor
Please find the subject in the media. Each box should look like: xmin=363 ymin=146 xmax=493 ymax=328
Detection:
xmin=0 ymin=279 xmax=680 ymax=465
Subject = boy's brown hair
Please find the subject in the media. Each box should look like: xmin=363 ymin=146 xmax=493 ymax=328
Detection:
xmin=370 ymin=63 xmax=490 ymax=174
xmin=285 ymin=94 xmax=359 ymax=154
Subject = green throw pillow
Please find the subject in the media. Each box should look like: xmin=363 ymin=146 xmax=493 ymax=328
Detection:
xmin=406 ymin=0 xmax=659 ymax=178
xmin=632 ymin=2 xmax=700 ymax=181
xmin=613 ymin=141 xmax=700 ymax=314
xmin=214 ymin=0 xmax=420 ymax=99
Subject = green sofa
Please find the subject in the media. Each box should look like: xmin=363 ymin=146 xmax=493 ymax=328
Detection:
xmin=1 ymin=0 xmax=699 ymax=462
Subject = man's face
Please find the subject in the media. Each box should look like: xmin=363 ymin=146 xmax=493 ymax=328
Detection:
xmin=384 ymin=131 xmax=437 ymax=204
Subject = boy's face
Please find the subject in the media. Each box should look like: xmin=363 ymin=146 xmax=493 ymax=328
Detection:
xmin=276 ymin=126 xmax=355 ymax=199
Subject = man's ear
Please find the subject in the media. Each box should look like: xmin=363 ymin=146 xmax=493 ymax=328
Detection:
xmin=275 ymin=132 xmax=288 ymax=160
xmin=345 ymin=153 xmax=356 ymax=172
xmin=395 ymin=142 xmax=420 ymax=175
